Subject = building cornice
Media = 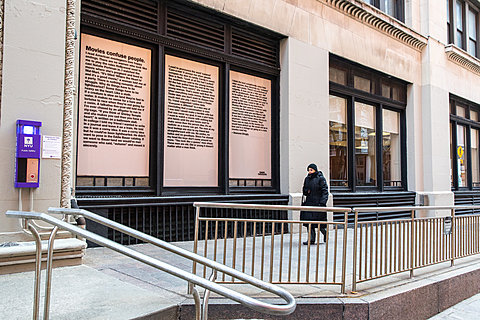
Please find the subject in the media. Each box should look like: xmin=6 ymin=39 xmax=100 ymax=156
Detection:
xmin=445 ymin=44 xmax=480 ymax=75
xmin=322 ymin=0 xmax=427 ymax=51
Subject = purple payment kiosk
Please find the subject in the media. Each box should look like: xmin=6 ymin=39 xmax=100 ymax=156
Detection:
xmin=15 ymin=120 xmax=42 ymax=188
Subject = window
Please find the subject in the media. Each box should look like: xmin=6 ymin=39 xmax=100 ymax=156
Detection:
xmin=329 ymin=96 xmax=348 ymax=187
xmin=329 ymin=55 xmax=407 ymax=192
xmin=447 ymin=0 xmax=480 ymax=57
xmin=355 ymin=102 xmax=376 ymax=186
xmin=364 ymin=0 xmax=405 ymax=22
xmin=468 ymin=8 xmax=478 ymax=56
xmin=383 ymin=109 xmax=401 ymax=187
xmin=76 ymin=0 xmax=282 ymax=196
xmin=450 ymin=95 xmax=480 ymax=190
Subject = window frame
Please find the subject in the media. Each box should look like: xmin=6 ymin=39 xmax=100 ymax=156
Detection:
xmin=76 ymin=0 xmax=283 ymax=197
xmin=447 ymin=0 xmax=480 ymax=58
xmin=365 ymin=0 xmax=405 ymax=22
xmin=450 ymin=94 xmax=480 ymax=191
xmin=329 ymin=55 xmax=408 ymax=193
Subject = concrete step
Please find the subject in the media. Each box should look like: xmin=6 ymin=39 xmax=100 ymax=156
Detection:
xmin=0 ymin=238 xmax=86 ymax=275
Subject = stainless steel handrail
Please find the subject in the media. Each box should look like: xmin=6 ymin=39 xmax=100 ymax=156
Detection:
xmin=7 ymin=209 xmax=296 ymax=319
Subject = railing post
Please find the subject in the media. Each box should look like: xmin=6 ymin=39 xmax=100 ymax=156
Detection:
xmin=410 ymin=209 xmax=415 ymax=278
xmin=43 ymin=226 xmax=60 ymax=320
xmin=351 ymin=209 xmax=358 ymax=293
xmin=341 ymin=209 xmax=349 ymax=294
xmin=27 ymin=220 xmax=42 ymax=320
xmin=451 ymin=208 xmax=456 ymax=266
xmin=190 ymin=205 xmax=201 ymax=294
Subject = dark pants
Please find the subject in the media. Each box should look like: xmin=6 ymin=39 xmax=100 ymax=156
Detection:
xmin=305 ymin=223 xmax=326 ymax=243
xmin=301 ymin=209 xmax=327 ymax=243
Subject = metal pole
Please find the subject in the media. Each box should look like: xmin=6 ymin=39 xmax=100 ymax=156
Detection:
xmin=352 ymin=210 xmax=358 ymax=293
xmin=202 ymin=270 xmax=217 ymax=320
xmin=191 ymin=205 xmax=201 ymax=294
xmin=43 ymin=226 xmax=60 ymax=320
xmin=451 ymin=208 xmax=455 ymax=266
xmin=341 ymin=210 xmax=348 ymax=294
xmin=27 ymin=220 xmax=42 ymax=320
xmin=410 ymin=209 xmax=414 ymax=278
xmin=192 ymin=287 xmax=201 ymax=320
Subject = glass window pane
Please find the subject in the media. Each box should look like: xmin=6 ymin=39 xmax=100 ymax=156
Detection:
xmin=468 ymin=39 xmax=477 ymax=56
xmin=447 ymin=0 xmax=451 ymax=24
xmin=384 ymin=0 xmax=395 ymax=17
xmin=355 ymin=102 xmax=376 ymax=186
xmin=329 ymin=67 xmax=347 ymax=85
xmin=457 ymin=30 xmax=464 ymax=47
xmin=456 ymin=1 xmax=464 ymax=31
xmin=472 ymin=128 xmax=480 ymax=187
xmin=457 ymin=124 xmax=468 ymax=187
xmin=468 ymin=9 xmax=477 ymax=41
xmin=354 ymin=75 xmax=371 ymax=92
xmin=392 ymin=86 xmax=401 ymax=101
xmin=383 ymin=109 xmax=401 ymax=187
xmin=451 ymin=123 xmax=454 ymax=188
xmin=457 ymin=105 xmax=466 ymax=117
xmin=329 ymin=95 xmax=348 ymax=187
xmin=381 ymin=84 xmax=391 ymax=98
xmin=471 ymin=110 xmax=478 ymax=121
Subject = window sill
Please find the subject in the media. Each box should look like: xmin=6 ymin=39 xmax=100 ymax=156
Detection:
xmin=445 ymin=44 xmax=480 ymax=75
xmin=322 ymin=0 xmax=427 ymax=51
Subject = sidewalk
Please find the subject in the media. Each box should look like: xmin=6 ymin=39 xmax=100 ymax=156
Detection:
xmin=2 ymin=231 xmax=480 ymax=319
xmin=430 ymin=292 xmax=480 ymax=319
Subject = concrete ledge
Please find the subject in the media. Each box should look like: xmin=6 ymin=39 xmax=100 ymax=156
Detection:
xmin=0 ymin=238 xmax=86 ymax=274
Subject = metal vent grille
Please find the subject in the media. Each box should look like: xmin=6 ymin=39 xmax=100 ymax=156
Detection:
xmin=332 ymin=192 xmax=417 ymax=222
xmin=166 ymin=8 xmax=225 ymax=51
xmin=82 ymin=0 xmax=158 ymax=32
xmin=232 ymin=28 xmax=278 ymax=67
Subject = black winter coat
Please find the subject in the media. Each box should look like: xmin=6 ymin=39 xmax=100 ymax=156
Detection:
xmin=300 ymin=171 xmax=329 ymax=222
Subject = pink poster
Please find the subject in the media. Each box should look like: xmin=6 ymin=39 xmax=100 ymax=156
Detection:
xmin=229 ymin=71 xmax=271 ymax=179
xmin=163 ymin=55 xmax=219 ymax=187
xmin=77 ymin=34 xmax=151 ymax=177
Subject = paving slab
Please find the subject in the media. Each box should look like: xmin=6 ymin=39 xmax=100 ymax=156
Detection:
xmin=0 ymin=264 xmax=185 ymax=320
xmin=3 ymin=230 xmax=480 ymax=319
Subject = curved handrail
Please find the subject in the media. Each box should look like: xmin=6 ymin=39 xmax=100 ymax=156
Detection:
xmin=9 ymin=209 xmax=296 ymax=316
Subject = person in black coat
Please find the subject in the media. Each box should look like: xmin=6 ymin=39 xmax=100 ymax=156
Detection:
xmin=300 ymin=163 xmax=329 ymax=245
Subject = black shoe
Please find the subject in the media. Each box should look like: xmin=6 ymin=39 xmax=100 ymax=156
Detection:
xmin=303 ymin=240 xmax=315 ymax=245
xmin=321 ymin=230 xmax=327 ymax=243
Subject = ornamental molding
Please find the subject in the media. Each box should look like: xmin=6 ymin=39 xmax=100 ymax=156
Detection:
xmin=445 ymin=44 xmax=480 ymax=75
xmin=322 ymin=0 xmax=427 ymax=51
xmin=60 ymin=0 xmax=76 ymax=208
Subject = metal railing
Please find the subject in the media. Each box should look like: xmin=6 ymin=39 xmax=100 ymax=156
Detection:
xmin=351 ymin=205 xmax=480 ymax=292
xmin=192 ymin=203 xmax=480 ymax=294
xmin=192 ymin=202 xmax=352 ymax=294
xmin=5 ymin=209 xmax=296 ymax=320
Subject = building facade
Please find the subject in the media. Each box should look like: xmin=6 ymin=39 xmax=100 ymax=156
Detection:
xmin=1 ymin=0 xmax=480 ymax=244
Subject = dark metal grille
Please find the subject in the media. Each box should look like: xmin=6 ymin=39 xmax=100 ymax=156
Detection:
xmin=333 ymin=192 xmax=417 ymax=222
xmin=166 ymin=8 xmax=225 ymax=51
xmin=78 ymin=195 xmax=289 ymax=245
xmin=454 ymin=192 xmax=480 ymax=215
xmin=81 ymin=0 xmax=159 ymax=32
xmin=231 ymin=28 xmax=278 ymax=67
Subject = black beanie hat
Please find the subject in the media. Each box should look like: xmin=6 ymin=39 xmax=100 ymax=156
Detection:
xmin=307 ymin=163 xmax=318 ymax=172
